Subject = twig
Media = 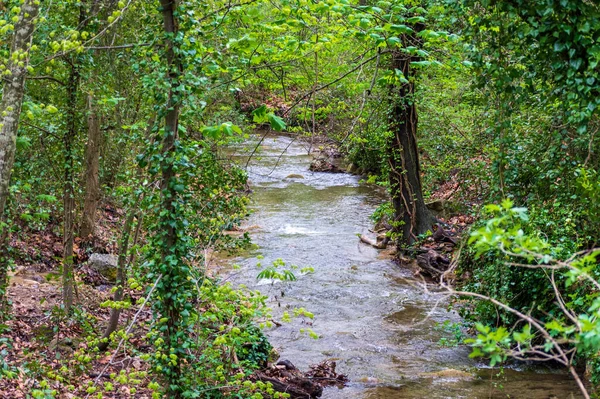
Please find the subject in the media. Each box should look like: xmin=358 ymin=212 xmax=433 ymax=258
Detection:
xmin=283 ymin=52 xmax=382 ymax=117
xmin=583 ymin=124 xmax=598 ymax=167
xmin=448 ymin=288 xmax=590 ymax=399
xmin=28 ymin=75 xmax=67 ymax=86
xmin=21 ymin=121 xmax=61 ymax=140
xmin=245 ymin=130 xmax=270 ymax=169
xmin=341 ymin=48 xmax=381 ymax=144
xmin=86 ymin=274 xmax=163 ymax=397
xmin=86 ymin=43 xmax=151 ymax=50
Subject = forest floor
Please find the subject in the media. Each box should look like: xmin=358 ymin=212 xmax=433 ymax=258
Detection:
xmin=1 ymin=204 xmax=158 ymax=398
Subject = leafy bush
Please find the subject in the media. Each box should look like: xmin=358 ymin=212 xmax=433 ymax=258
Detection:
xmin=460 ymin=200 xmax=600 ymax=396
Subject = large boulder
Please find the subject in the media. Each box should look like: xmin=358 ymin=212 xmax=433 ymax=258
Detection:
xmin=88 ymin=253 xmax=118 ymax=282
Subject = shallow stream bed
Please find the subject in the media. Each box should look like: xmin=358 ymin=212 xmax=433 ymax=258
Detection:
xmin=225 ymin=135 xmax=581 ymax=399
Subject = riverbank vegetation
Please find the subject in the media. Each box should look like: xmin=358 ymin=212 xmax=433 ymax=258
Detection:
xmin=0 ymin=0 xmax=598 ymax=397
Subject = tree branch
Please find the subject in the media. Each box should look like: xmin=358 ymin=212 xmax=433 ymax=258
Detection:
xmin=86 ymin=43 xmax=151 ymax=50
xmin=283 ymin=52 xmax=383 ymax=116
xmin=21 ymin=121 xmax=60 ymax=139
xmin=28 ymin=75 xmax=67 ymax=86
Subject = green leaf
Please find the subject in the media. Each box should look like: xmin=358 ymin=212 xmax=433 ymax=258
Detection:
xmin=252 ymin=105 xmax=268 ymax=123
xmin=406 ymin=16 xmax=425 ymax=24
xmin=390 ymin=24 xmax=412 ymax=34
xmin=268 ymin=113 xmax=286 ymax=131
xmin=410 ymin=60 xmax=431 ymax=67
xmin=387 ymin=37 xmax=401 ymax=47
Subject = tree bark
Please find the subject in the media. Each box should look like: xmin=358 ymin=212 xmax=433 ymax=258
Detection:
xmin=63 ymin=0 xmax=99 ymax=313
xmin=0 ymin=0 xmax=40 ymax=312
xmin=80 ymin=94 xmax=101 ymax=239
xmin=159 ymin=1 xmax=184 ymax=397
xmin=388 ymin=50 xmax=434 ymax=245
xmin=62 ymin=61 xmax=80 ymax=313
xmin=62 ymin=0 xmax=94 ymax=312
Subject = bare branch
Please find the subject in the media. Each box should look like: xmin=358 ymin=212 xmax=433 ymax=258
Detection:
xmin=86 ymin=43 xmax=151 ymax=50
xmin=28 ymin=75 xmax=67 ymax=86
xmin=283 ymin=52 xmax=383 ymax=116
xmin=21 ymin=121 xmax=60 ymax=140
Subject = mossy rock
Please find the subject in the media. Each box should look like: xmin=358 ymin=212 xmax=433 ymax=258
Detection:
xmin=88 ymin=253 xmax=118 ymax=282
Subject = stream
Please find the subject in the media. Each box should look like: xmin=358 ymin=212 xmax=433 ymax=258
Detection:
xmin=225 ymin=134 xmax=582 ymax=399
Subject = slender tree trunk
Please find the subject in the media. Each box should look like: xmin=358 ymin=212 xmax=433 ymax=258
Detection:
xmin=159 ymin=1 xmax=184 ymax=397
xmin=0 ymin=0 xmax=40 ymax=313
xmin=97 ymin=207 xmax=141 ymax=351
xmin=63 ymin=0 xmax=97 ymax=313
xmin=98 ymin=113 xmax=152 ymax=350
xmin=388 ymin=50 xmax=434 ymax=245
xmin=80 ymin=95 xmax=101 ymax=239
xmin=63 ymin=61 xmax=80 ymax=313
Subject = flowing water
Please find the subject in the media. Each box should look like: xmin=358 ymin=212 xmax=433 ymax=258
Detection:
xmin=224 ymin=134 xmax=582 ymax=399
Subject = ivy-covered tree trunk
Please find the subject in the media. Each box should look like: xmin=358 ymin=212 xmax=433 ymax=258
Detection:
xmin=0 ymin=0 xmax=40 ymax=312
xmin=63 ymin=0 xmax=97 ymax=313
xmin=158 ymin=1 xmax=189 ymax=397
xmin=388 ymin=50 xmax=434 ymax=245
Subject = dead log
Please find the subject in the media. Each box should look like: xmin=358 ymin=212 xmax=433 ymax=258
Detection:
xmin=432 ymin=224 xmax=457 ymax=245
xmin=255 ymin=360 xmax=323 ymax=398
xmin=306 ymin=360 xmax=347 ymax=387
xmin=359 ymin=234 xmax=389 ymax=249
xmin=256 ymin=372 xmax=322 ymax=399
xmin=416 ymin=249 xmax=450 ymax=278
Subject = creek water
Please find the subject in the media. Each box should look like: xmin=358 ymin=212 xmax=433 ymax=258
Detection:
xmin=224 ymin=134 xmax=582 ymax=399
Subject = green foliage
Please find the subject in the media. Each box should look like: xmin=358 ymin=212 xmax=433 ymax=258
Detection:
xmin=434 ymin=320 xmax=466 ymax=347
xmin=1 ymin=0 xmax=600 ymax=395
xmin=252 ymin=105 xmax=287 ymax=132
xmin=460 ymin=201 xmax=555 ymax=326
xmin=463 ymin=0 xmax=600 ymax=129
xmin=0 ymin=332 xmax=18 ymax=380
xmin=256 ymin=258 xmax=297 ymax=282
xmin=456 ymin=0 xmax=600 ymax=208
xmin=460 ymin=164 xmax=600 ymax=324
xmin=371 ymin=201 xmax=393 ymax=224
xmin=462 ymin=202 xmax=600 ymax=388
xmin=168 ymin=278 xmax=275 ymax=395
xmin=465 ymin=323 xmax=511 ymax=367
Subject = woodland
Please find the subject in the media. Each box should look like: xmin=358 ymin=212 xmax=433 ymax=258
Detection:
xmin=0 ymin=0 xmax=599 ymax=398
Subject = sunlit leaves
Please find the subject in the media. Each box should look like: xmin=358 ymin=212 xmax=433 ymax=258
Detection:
xmin=465 ymin=323 xmax=510 ymax=366
xmin=252 ymin=105 xmax=286 ymax=131
xmin=202 ymin=122 xmax=243 ymax=140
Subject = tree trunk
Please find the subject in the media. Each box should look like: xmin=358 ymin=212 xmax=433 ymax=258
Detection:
xmin=159 ymin=1 xmax=184 ymax=397
xmin=98 ymin=113 xmax=153 ymax=349
xmin=63 ymin=1 xmax=95 ymax=313
xmin=80 ymin=94 xmax=101 ymax=239
xmin=388 ymin=51 xmax=434 ymax=245
xmin=0 ymin=0 xmax=40 ymax=312
xmin=97 ymin=206 xmax=141 ymax=351
xmin=63 ymin=61 xmax=80 ymax=313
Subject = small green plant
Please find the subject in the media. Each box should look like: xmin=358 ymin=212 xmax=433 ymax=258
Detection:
xmin=434 ymin=320 xmax=465 ymax=347
xmin=256 ymin=258 xmax=314 ymax=282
